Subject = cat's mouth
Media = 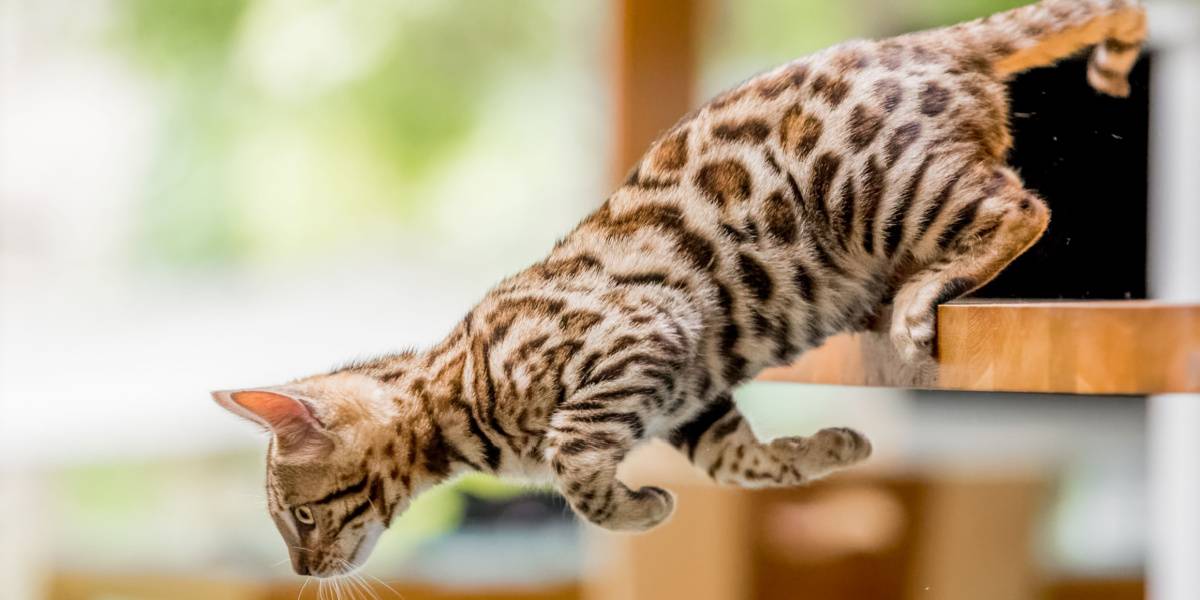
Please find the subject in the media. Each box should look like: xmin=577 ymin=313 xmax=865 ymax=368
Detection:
xmin=305 ymin=523 xmax=386 ymax=578
xmin=304 ymin=556 xmax=362 ymax=578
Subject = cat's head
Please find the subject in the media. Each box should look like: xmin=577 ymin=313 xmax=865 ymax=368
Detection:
xmin=213 ymin=373 xmax=406 ymax=577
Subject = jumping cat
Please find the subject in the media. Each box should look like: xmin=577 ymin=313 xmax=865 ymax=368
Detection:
xmin=213 ymin=0 xmax=1145 ymax=577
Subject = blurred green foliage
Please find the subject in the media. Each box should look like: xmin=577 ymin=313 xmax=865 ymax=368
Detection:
xmin=112 ymin=0 xmax=247 ymax=73
xmin=108 ymin=0 xmax=1030 ymax=268
xmin=107 ymin=0 xmax=568 ymax=267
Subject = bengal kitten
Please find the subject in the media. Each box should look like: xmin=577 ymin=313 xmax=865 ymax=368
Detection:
xmin=214 ymin=0 xmax=1145 ymax=577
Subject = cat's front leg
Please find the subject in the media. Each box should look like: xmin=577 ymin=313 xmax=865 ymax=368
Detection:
xmin=546 ymin=413 xmax=674 ymax=531
xmin=542 ymin=320 xmax=696 ymax=531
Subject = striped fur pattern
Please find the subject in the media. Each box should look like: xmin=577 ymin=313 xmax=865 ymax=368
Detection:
xmin=214 ymin=0 xmax=1145 ymax=577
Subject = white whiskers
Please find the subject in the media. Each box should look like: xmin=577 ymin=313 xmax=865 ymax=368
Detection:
xmin=335 ymin=559 xmax=378 ymax=600
xmin=361 ymin=571 xmax=403 ymax=599
xmin=296 ymin=575 xmax=311 ymax=600
xmin=292 ymin=557 xmax=404 ymax=600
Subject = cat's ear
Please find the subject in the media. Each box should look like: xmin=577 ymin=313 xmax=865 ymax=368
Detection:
xmin=212 ymin=389 xmax=334 ymax=459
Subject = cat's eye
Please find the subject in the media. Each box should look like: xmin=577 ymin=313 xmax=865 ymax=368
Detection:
xmin=293 ymin=506 xmax=315 ymax=525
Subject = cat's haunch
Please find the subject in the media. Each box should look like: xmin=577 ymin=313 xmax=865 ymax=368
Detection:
xmin=214 ymin=0 xmax=1144 ymax=578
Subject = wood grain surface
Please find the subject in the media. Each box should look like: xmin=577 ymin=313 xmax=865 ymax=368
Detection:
xmin=760 ymin=301 xmax=1200 ymax=395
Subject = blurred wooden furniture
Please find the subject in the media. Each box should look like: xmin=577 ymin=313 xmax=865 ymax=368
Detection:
xmin=49 ymin=572 xmax=265 ymax=600
xmin=587 ymin=473 xmax=1145 ymax=600
xmin=760 ymin=301 xmax=1200 ymax=395
xmin=269 ymin=581 xmax=580 ymax=600
xmin=585 ymin=444 xmax=1067 ymax=600
xmin=1045 ymin=578 xmax=1146 ymax=600
xmin=48 ymin=571 xmax=579 ymax=600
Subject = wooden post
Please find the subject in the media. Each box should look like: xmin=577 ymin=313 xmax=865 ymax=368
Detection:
xmin=611 ymin=0 xmax=698 ymax=183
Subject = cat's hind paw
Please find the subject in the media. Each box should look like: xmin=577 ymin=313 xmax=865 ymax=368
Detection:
xmin=890 ymin=309 xmax=937 ymax=363
xmin=770 ymin=426 xmax=873 ymax=476
xmin=1088 ymin=69 xmax=1131 ymax=98
xmin=889 ymin=276 xmax=966 ymax=363
xmin=812 ymin=426 xmax=873 ymax=466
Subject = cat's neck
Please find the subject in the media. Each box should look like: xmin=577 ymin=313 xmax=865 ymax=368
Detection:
xmin=380 ymin=324 xmax=497 ymax=480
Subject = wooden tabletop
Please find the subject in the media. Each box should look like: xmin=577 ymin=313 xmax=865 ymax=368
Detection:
xmin=759 ymin=300 xmax=1200 ymax=395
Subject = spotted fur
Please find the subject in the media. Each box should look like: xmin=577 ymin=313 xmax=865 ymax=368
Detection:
xmin=215 ymin=0 xmax=1145 ymax=577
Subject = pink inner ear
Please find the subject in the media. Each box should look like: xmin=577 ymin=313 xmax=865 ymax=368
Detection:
xmin=229 ymin=390 xmax=317 ymax=430
xmin=219 ymin=389 xmax=333 ymax=458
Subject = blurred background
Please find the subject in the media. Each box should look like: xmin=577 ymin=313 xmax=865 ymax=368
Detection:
xmin=1 ymin=0 xmax=1196 ymax=599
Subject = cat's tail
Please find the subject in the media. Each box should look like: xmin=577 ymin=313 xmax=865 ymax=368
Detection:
xmin=941 ymin=0 xmax=1147 ymax=97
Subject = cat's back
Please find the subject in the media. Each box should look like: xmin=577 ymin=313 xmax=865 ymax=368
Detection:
xmin=630 ymin=37 xmax=1009 ymax=201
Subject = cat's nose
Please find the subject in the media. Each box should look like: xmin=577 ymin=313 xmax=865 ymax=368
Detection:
xmin=289 ymin=552 xmax=311 ymax=576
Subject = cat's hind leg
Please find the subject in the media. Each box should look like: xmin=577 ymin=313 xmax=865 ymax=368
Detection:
xmin=890 ymin=165 xmax=1049 ymax=361
xmin=1086 ymin=3 xmax=1148 ymax=98
xmin=668 ymin=394 xmax=871 ymax=487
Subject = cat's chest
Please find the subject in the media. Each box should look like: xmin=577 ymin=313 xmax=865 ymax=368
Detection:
xmin=501 ymin=452 xmax=557 ymax=484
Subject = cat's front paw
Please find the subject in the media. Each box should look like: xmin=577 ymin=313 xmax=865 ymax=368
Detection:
xmin=589 ymin=486 xmax=675 ymax=532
